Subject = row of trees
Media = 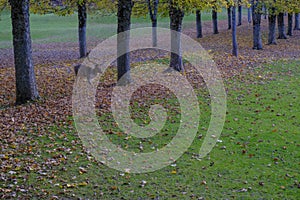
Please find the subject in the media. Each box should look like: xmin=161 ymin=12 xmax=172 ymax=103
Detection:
xmin=1 ymin=0 xmax=300 ymax=104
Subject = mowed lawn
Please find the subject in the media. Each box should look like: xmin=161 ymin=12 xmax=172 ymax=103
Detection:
xmin=1 ymin=59 xmax=299 ymax=199
xmin=0 ymin=10 xmax=228 ymax=48
xmin=0 ymin=8 xmax=299 ymax=199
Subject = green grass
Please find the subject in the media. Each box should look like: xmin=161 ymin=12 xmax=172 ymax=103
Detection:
xmin=0 ymin=10 xmax=228 ymax=48
xmin=7 ymin=60 xmax=299 ymax=199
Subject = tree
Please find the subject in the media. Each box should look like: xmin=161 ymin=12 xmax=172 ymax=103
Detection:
xmin=194 ymin=2 xmax=211 ymax=38
xmin=277 ymin=12 xmax=287 ymax=39
xmin=78 ymin=0 xmax=88 ymax=58
xmin=196 ymin=10 xmax=203 ymax=38
xmin=287 ymin=13 xmax=293 ymax=36
xmin=169 ymin=0 xmax=184 ymax=71
xmin=10 ymin=0 xmax=39 ymax=104
xmin=268 ymin=8 xmax=277 ymax=44
xmin=227 ymin=4 xmax=232 ymax=29
xmin=238 ymin=0 xmax=242 ymax=26
xmin=147 ymin=0 xmax=159 ymax=47
xmin=117 ymin=0 xmax=133 ymax=82
xmin=295 ymin=13 xmax=300 ymax=30
xmin=232 ymin=5 xmax=238 ymax=56
xmin=132 ymin=0 xmax=159 ymax=47
xmin=212 ymin=8 xmax=219 ymax=34
xmin=31 ymin=0 xmax=92 ymax=58
xmin=252 ymin=0 xmax=262 ymax=50
xmin=247 ymin=6 xmax=251 ymax=23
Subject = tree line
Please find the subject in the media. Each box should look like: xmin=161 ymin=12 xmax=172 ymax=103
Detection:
xmin=0 ymin=0 xmax=299 ymax=105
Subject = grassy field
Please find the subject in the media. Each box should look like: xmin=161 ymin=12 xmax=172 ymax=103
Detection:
xmin=2 ymin=59 xmax=299 ymax=199
xmin=0 ymin=10 xmax=228 ymax=48
xmin=1 ymin=6 xmax=299 ymax=199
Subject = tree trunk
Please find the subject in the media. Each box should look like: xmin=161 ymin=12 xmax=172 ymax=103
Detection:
xmin=212 ymin=9 xmax=219 ymax=34
xmin=263 ymin=5 xmax=267 ymax=19
xmin=117 ymin=0 xmax=133 ymax=83
xmin=169 ymin=3 xmax=184 ymax=71
xmin=10 ymin=0 xmax=39 ymax=105
xmin=268 ymin=13 xmax=277 ymax=45
xmin=196 ymin=10 xmax=203 ymax=38
xmin=287 ymin=13 xmax=293 ymax=36
xmin=232 ymin=6 xmax=238 ymax=57
xmin=227 ymin=6 xmax=232 ymax=30
xmin=78 ymin=0 xmax=87 ymax=58
xmin=248 ymin=7 xmax=252 ymax=23
xmin=252 ymin=0 xmax=262 ymax=50
xmin=147 ymin=0 xmax=159 ymax=47
xmin=294 ymin=13 xmax=300 ymax=30
xmin=277 ymin=13 xmax=287 ymax=39
xmin=238 ymin=4 xmax=242 ymax=26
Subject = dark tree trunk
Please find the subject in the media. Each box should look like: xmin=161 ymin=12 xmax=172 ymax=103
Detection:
xmin=277 ymin=13 xmax=287 ymax=39
xmin=78 ymin=0 xmax=87 ymax=58
xmin=287 ymin=13 xmax=293 ymax=36
xmin=232 ymin=6 xmax=238 ymax=57
xmin=238 ymin=4 xmax=242 ymax=26
xmin=252 ymin=0 xmax=262 ymax=50
xmin=196 ymin=10 xmax=203 ymax=38
xmin=227 ymin=6 xmax=232 ymax=30
xmin=294 ymin=13 xmax=300 ymax=30
xmin=169 ymin=3 xmax=184 ymax=71
xmin=117 ymin=0 xmax=133 ymax=83
xmin=10 ymin=0 xmax=39 ymax=105
xmin=212 ymin=9 xmax=219 ymax=34
xmin=268 ymin=13 xmax=277 ymax=45
xmin=248 ymin=7 xmax=252 ymax=23
xmin=147 ymin=0 xmax=159 ymax=47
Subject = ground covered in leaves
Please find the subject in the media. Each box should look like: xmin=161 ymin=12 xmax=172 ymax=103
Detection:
xmin=0 ymin=19 xmax=300 ymax=199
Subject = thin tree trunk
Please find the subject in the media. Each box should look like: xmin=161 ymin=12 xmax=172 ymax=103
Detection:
xmin=277 ymin=13 xmax=287 ymax=39
xmin=147 ymin=0 xmax=159 ymax=47
xmin=232 ymin=6 xmax=238 ymax=57
xmin=263 ymin=5 xmax=267 ymax=19
xmin=252 ymin=0 xmax=262 ymax=50
xmin=117 ymin=0 xmax=133 ymax=83
xmin=78 ymin=0 xmax=87 ymax=58
xmin=196 ymin=10 xmax=203 ymax=38
xmin=287 ymin=13 xmax=293 ymax=36
xmin=248 ymin=7 xmax=252 ymax=23
xmin=268 ymin=13 xmax=277 ymax=45
xmin=227 ymin=6 xmax=232 ymax=30
xmin=212 ymin=9 xmax=219 ymax=34
xmin=169 ymin=3 xmax=184 ymax=71
xmin=238 ymin=4 xmax=242 ymax=26
xmin=10 ymin=0 xmax=39 ymax=104
xmin=294 ymin=13 xmax=300 ymax=30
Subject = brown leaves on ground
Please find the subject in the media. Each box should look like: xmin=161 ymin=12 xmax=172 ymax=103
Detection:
xmin=0 ymin=18 xmax=300 ymax=198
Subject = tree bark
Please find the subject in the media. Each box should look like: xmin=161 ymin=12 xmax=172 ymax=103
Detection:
xmin=248 ymin=7 xmax=252 ymax=23
xmin=212 ymin=9 xmax=219 ymax=34
xmin=10 ymin=0 xmax=39 ymax=105
xmin=78 ymin=0 xmax=87 ymax=58
xmin=117 ymin=0 xmax=133 ymax=83
xmin=147 ymin=0 xmax=159 ymax=47
xmin=287 ymin=13 xmax=293 ymax=36
xmin=294 ymin=13 xmax=300 ymax=30
xmin=169 ymin=2 xmax=184 ymax=71
xmin=238 ymin=4 xmax=242 ymax=26
xmin=196 ymin=10 xmax=203 ymax=38
xmin=227 ymin=6 xmax=232 ymax=30
xmin=252 ymin=0 xmax=262 ymax=50
xmin=277 ymin=13 xmax=287 ymax=39
xmin=232 ymin=6 xmax=238 ymax=57
xmin=268 ymin=13 xmax=277 ymax=45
